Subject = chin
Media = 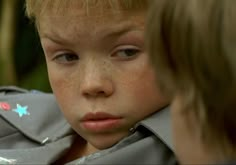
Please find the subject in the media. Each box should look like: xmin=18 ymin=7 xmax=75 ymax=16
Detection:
xmin=91 ymin=139 xmax=120 ymax=150
xmin=90 ymin=133 xmax=129 ymax=150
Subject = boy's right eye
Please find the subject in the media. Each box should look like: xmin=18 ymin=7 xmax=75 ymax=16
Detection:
xmin=53 ymin=53 xmax=79 ymax=64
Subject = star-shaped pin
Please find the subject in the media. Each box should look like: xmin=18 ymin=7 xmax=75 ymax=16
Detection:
xmin=13 ymin=104 xmax=30 ymax=117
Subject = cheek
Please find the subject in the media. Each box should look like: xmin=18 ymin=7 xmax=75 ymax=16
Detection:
xmin=47 ymin=68 xmax=76 ymax=111
xmin=122 ymin=65 xmax=168 ymax=109
xmin=139 ymin=73 xmax=167 ymax=106
xmin=48 ymin=69 xmax=68 ymax=94
xmin=47 ymin=63 xmax=78 ymax=95
xmin=114 ymin=53 xmax=166 ymax=104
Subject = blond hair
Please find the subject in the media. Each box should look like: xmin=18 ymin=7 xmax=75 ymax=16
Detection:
xmin=147 ymin=0 xmax=236 ymax=158
xmin=25 ymin=0 xmax=149 ymax=23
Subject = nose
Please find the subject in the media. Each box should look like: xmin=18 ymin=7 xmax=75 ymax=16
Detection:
xmin=80 ymin=64 xmax=114 ymax=98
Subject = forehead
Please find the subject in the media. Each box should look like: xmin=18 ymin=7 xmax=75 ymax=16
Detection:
xmin=37 ymin=0 xmax=147 ymax=27
xmin=32 ymin=0 xmax=148 ymax=18
xmin=39 ymin=1 xmax=110 ymax=17
xmin=38 ymin=2 xmax=146 ymax=40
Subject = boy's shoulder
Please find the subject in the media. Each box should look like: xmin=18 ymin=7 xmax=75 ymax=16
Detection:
xmin=0 ymin=86 xmax=75 ymax=164
xmin=0 ymin=86 xmax=71 ymax=143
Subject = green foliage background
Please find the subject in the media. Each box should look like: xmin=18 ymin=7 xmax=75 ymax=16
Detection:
xmin=0 ymin=0 xmax=52 ymax=92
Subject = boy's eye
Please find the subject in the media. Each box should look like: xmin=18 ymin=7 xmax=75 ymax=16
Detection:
xmin=53 ymin=53 xmax=79 ymax=63
xmin=114 ymin=47 xmax=140 ymax=59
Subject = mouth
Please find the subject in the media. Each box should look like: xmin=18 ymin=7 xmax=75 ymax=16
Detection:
xmin=81 ymin=112 xmax=122 ymax=132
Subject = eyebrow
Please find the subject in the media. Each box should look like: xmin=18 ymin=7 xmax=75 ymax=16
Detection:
xmin=100 ymin=23 xmax=140 ymax=40
xmin=40 ymin=31 xmax=70 ymax=45
xmin=40 ymin=22 xmax=142 ymax=45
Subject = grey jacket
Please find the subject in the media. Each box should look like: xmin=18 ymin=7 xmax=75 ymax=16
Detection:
xmin=0 ymin=86 xmax=177 ymax=164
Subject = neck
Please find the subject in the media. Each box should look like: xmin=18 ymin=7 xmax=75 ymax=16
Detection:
xmin=53 ymin=136 xmax=99 ymax=164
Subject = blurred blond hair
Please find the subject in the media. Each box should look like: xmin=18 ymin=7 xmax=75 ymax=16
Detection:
xmin=147 ymin=0 xmax=236 ymax=158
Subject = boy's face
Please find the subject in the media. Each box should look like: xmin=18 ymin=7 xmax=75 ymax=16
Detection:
xmin=39 ymin=4 xmax=167 ymax=150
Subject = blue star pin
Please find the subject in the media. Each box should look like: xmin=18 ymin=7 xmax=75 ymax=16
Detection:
xmin=13 ymin=104 xmax=30 ymax=117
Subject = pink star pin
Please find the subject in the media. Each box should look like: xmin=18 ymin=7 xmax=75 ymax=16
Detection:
xmin=0 ymin=102 xmax=11 ymax=111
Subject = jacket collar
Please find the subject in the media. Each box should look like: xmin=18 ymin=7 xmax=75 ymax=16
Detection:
xmin=136 ymin=106 xmax=174 ymax=150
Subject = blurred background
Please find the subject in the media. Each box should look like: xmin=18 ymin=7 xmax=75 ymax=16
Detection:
xmin=0 ymin=0 xmax=51 ymax=92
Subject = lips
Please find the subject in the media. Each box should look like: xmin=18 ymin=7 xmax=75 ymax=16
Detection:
xmin=81 ymin=112 xmax=122 ymax=132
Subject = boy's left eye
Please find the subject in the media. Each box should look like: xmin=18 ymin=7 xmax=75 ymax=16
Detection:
xmin=113 ymin=47 xmax=140 ymax=59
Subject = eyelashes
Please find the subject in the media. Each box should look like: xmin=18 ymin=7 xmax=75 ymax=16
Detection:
xmin=111 ymin=45 xmax=141 ymax=60
xmin=51 ymin=46 xmax=141 ymax=64
xmin=52 ymin=53 xmax=79 ymax=64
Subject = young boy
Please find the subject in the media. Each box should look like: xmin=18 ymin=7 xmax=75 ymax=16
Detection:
xmin=0 ymin=0 xmax=176 ymax=164
xmin=147 ymin=0 xmax=236 ymax=164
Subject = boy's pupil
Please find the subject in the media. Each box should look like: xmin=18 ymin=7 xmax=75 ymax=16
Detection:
xmin=66 ymin=54 xmax=78 ymax=61
xmin=124 ymin=49 xmax=137 ymax=56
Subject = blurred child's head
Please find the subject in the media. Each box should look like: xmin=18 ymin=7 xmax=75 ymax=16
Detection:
xmin=147 ymin=0 xmax=236 ymax=163
xmin=25 ymin=0 xmax=168 ymax=153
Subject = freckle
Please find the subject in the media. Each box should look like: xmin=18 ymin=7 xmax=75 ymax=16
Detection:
xmin=102 ymin=61 xmax=111 ymax=73
xmin=102 ymin=61 xmax=108 ymax=70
